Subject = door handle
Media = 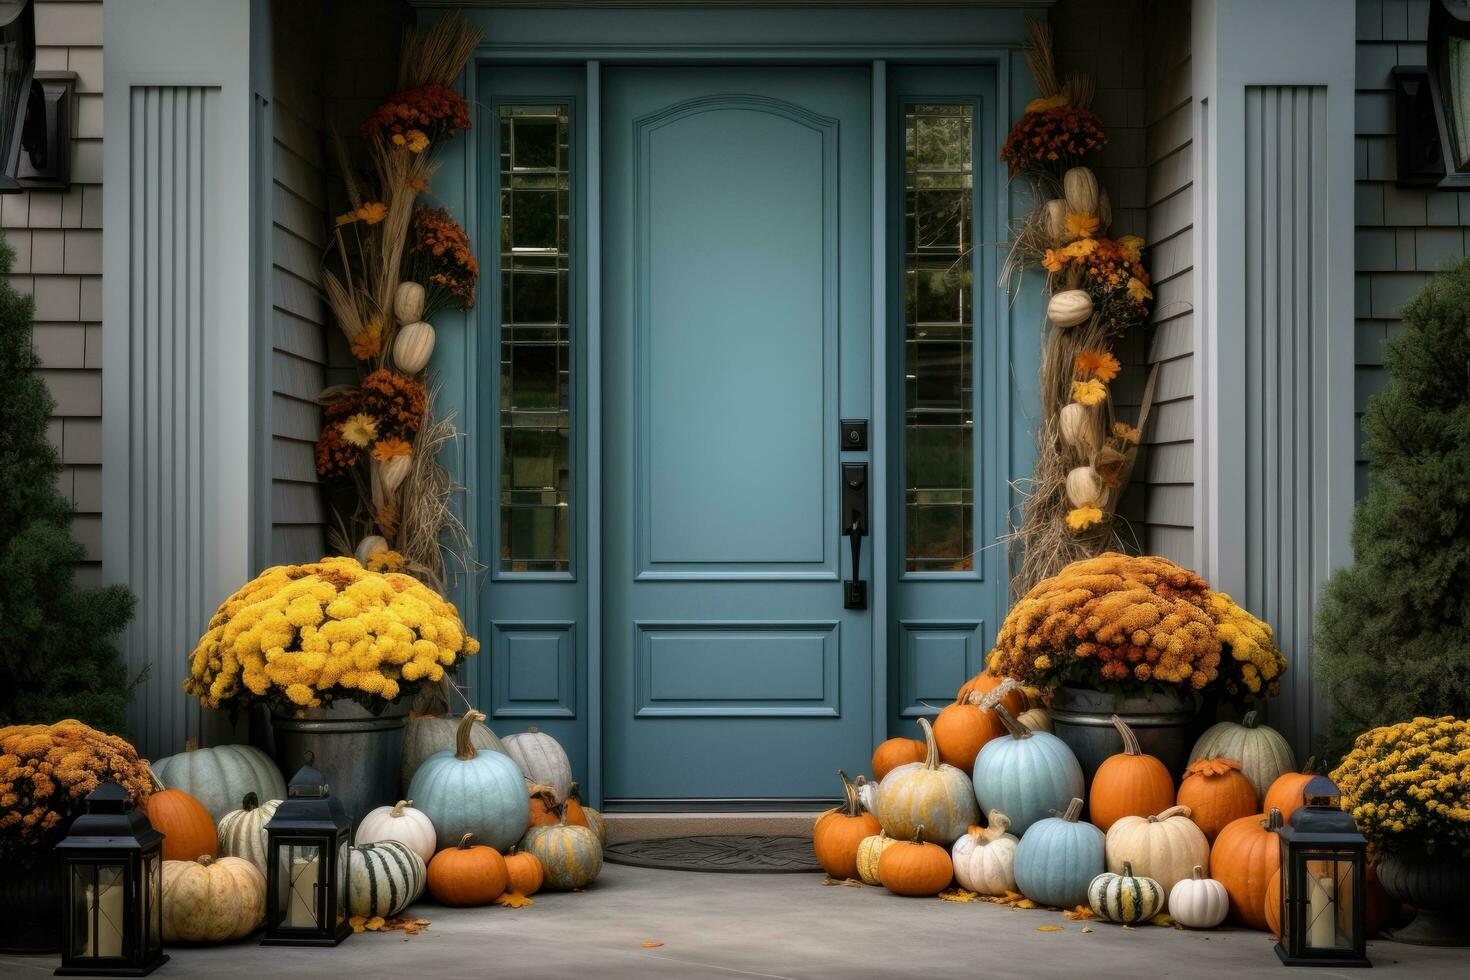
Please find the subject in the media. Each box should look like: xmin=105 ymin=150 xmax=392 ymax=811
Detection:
xmin=842 ymin=463 xmax=867 ymax=610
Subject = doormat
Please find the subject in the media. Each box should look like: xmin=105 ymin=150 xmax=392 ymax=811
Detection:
xmin=603 ymin=835 xmax=821 ymax=873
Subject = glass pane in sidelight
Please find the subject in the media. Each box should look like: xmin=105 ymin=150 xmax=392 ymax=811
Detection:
xmin=499 ymin=104 xmax=572 ymax=572
xmin=903 ymin=104 xmax=974 ymax=572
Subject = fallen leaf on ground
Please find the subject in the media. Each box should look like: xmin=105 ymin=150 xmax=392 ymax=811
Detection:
xmin=1151 ymin=913 xmax=1181 ymax=929
xmin=1063 ymin=906 xmax=1095 ymax=920
xmin=641 ymin=941 xmax=664 ymax=948
xmin=938 ymin=888 xmax=979 ymax=903
xmin=1038 ymin=925 xmax=1064 ymax=932
xmin=1081 ymin=926 xmax=1093 ymax=934
xmin=494 ymin=892 xmax=535 ymax=909
xmin=365 ymin=916 xmax=386 ymax=931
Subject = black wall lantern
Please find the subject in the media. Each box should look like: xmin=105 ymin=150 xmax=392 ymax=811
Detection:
xmin=53 ymin=781 xmax=168 ymax=977
xmin=260 ymin=756 xmax=352 ymax=947
xmin=1275 ymin=779 xmax=1372 ymax=969
xmin=0 ymin=0 xmax=76 ymax=192
xmin=1413 ymin=0 xmax=1470 ymax=188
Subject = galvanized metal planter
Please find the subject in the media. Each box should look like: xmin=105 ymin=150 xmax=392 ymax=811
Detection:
xmin=270 ymin=700 xmax=409 ymax=829
xmin=1049 ymin=685 xmax=1197 ymax=787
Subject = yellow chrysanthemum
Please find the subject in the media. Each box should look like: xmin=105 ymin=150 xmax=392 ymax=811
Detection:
xmin=365 ymin=550 xmax=407 ymax=573
xmin=1118 ymin=234 xmax=1145 ymax=262
xmin=1024 ymin=93 xmax=1070 ymax=113
xmin=1112 ymin=421 xmax=1140 ymax=444
xmin=357 ymin=202 xmax=388 ymax=225
xmin=1127 ymin=277 xmax=1153 ymax=303
xmin=340 ymin=414 xmax=378 ymax=447
xmin=1042 ymin=248 xmax=1067 ymax=273
xmin=351 ymin=316 xmax=383 ymax=361
xmin=1074 ymin=349 xmax=1121 ymax=382
xmin=1062 ymin=237 xmax=1098 ymax=259
xmin=1066 ymin=212 xmax=1099 ymax=239
xmin=1071 ymin=378 xmax=1108 ymax=407
xmin=1065 ymin=505 xmax=1104 ymax=531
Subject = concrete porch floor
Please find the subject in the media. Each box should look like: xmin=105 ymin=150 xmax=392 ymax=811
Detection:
xmin=4 ymin=863 xmax=1466 ymax=979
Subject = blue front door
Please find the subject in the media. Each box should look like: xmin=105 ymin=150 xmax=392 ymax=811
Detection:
xmin=603 ymin=67 xmax=874 ymax=802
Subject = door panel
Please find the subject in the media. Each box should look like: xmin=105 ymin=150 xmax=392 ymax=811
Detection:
xmin=604 ymin=67 xmax=872 ymax=802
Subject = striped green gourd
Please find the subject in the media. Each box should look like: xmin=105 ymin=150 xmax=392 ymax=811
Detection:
xmin=216 ymin=792 xmax=280 ymax=873
xmin=348 ymin=840 xmax=426 ymax=918
xmin=1088 ymin=861 xmax=1165 ymax=924
xmin=520 ymin=818 xmax=603 ymax=891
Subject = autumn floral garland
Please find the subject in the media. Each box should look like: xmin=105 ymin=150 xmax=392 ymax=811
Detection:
xmin=314 ymin=16 xmax=482 ymax=590
xmin=1002 ymin=23 xmax=1159 ymax=596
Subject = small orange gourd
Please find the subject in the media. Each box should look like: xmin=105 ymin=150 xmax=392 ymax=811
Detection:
xmin=1212 ymin=809 xmax=1283 ymax=930
xmin=527 ymin=785 xmax=561 ymax=828
xmin=1262 ymin=757 xmax=1318 ymax=824
xmin=1088 ymin=715 xmax=1175 ymax=832
xmin=563 ymin=783 xmax=589 ymax=828
xmin=427 ymin=833 xmax=508 ymax=906
xmin=932 ymin=693 xmax=1006 ymax=771
xmin=1177 ymin=757 xmax=1258 ymax=842
xmin=877 ymin=825 xmax=955 ymax=897
xmin=145 ymin=769 xmax=217 ymax=862
xmin=871 ymin=737 xmax=926 ymax=781
xmin=812 ymin=770 xmax=882 ymax=881
xmin=503 ymin=846 xmax=544 ymax=897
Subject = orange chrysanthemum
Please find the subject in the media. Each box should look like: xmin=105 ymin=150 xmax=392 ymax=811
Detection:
xmin=1074 ymin=350 xmax=1121 ymax=382
xmin=372 ymin=438 xmax=413 ymax=461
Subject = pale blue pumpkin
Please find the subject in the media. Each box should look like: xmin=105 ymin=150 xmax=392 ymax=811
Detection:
xmin=407 ymin=711 xmax=529 ymax=852
xmin=972 ymin=705 xmax=1085 ymax=835
xmin=1013 ymin=797 xmax=1105 ymax=909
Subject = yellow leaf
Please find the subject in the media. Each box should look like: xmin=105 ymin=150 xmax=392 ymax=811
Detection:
xmin=1151 ymin=912 xmax=1182 ymax=930
xmin=349 ymin=915 xmax=368 ymax=927
xmin=493 ymin=892 xmax=535 ymax=909
xmin=1038 ymin=925 xmax=1064 ymax=932
xmin=1016 ymin=899 xmax=1039 ymax=909
xmin=641 ymin=941 xmax=664 ymax=948
xmin=365 ymin=916 xmax=385 ymax=931
xmin=938 ymin=888 xmax=979 ymax=903
xmin=1064 ymin=905 xmax=1096 ymax=920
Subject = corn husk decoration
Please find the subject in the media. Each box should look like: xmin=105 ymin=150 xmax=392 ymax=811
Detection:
xmin=1058 ymin=402 xmax=1100 ymax=456
xmin=1063 ymin=166 xmax=1099 ymax=215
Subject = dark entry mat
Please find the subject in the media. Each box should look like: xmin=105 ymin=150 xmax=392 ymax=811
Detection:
xmin=603 ymin=835 xmax=821 ymax=873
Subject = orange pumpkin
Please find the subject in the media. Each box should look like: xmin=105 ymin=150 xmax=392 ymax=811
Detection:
xmin=145 ymin=772 xmax=217 ymax=862
xmin=1212 ymin=810 xmax=1283 ymax=930
xmin=1088 ymin=715 xmax=1175 ymax=832
xmin=956 ymin=669 xmax=1027 ymax=716
xmin=427 ymin=833 xmax=508 ymax=906
xmin=564 ymin=783 xmax=589 ymax=828
xmin=813 ymin=770 xmax=881 ymax=881
xmin=1262 ymin=757 xmax=1318 ymax=824
xmin=1264 ymin=860 xmax=1400 ymax=938
xmin=932 ymin=694 xmax=1006 ymax=771
xmin=871 ymin=737 xmax=926 ymax=781
xmin=1177 ymin=757 xmax=1258 ymax=843
xmin=877 ymin=826 xmax=954 ymax=897
xmin=503 ymin=846 xmax=544 ymax=897
xmin=527 ymin=785 xmax=561 ymax=828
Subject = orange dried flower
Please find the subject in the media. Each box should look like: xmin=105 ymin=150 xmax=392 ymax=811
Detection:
xmin=360 ymin=369 xmax=428 ymax=438
xmin=409 ymin=206 xmax=478 ymax=313
xmin=361 ymin=84 xmax=471 ymax=143
xmin=1074 ymin=350 xmax=1121 ymax=382
xmin=372 ymin=438 xmax=413 ymax=461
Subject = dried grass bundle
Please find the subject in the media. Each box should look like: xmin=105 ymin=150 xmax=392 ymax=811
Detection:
xmin=398 ymin=13 xmax=483 ymax=90
xmin=1024 ymin=20 xmax=1060 ymax=99
xmin=396 ymin=396 xmax=475 ymax=593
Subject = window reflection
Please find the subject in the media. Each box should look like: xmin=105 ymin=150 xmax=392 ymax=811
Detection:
xmin=904 ymin=104 xmax=974 ymax=572
xmin=499 ymin=105 xmax=572 ymax=572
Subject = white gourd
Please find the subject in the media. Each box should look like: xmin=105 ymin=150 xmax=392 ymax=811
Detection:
xmin=1063 ymin=167 xmax=1100 ymax=215
xmin=380 ymin=455 xmax=412 ymax=494
xmin=1168 ymin=865 xmax=1229 ymax=928
xmin=348 ymin=840 xmax=427 ymax=918
xmin=1017 ymin=707 xmax=1053 ymax=733
xmin=501 ymin=727 xmax=573 ymax=803
xmin=1104 ymin=804 xmax=1210 ymax=902
xmin=1047 ymin=289 xmax=1093 ymax=328
xmin=394 ymin=281 xmax=426 ymax=324
xmin=1188 ymin=711 xmax=1296 ymax=799
xmin=1058 ymin=402 xmax=1100 ymax=456
xmin=393 ymin=320 xmax=436 ymax=374
xmin=1044 ymin=198 xmax=1070 ymax=244
xmin=951 ymin=810 xmax=1019 ymax=896
xmin=856 ymin=775 xmax=877 ymax=815
xmin=1066 ymin=466 xmax=1105 ymax=509
xmin=355 ymin=799 xmax=437 ymax=864
xmin=355 ymin=535 xmax=388 ymax=565
xmin=216 ymin=793 xmax=280 ymax=873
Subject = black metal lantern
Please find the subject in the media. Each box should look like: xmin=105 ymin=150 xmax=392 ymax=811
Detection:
xmin=1275 ymin=778 xmax=1372 ymax=968
xmin=1427 ymin=0 xmax=1470 ymax=187
xmin=53 ymin=781 xmax=167 ymax=977
xmin=260 ymin=756 xmax=352 ymax=947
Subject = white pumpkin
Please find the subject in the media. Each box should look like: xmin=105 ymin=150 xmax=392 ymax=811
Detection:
xmin=1168 ymin=864 xmax=1229 ymax=929
xmin=394 ymin=281 xmax=426 ymax=324
xmin=348 ymin=840 xmax=427 ymax=918
xmin=1047 ymin=289 xmax=1093 ymax=328
xmin=501 ymin=727 xmax=573 ymax=803
xmin=216 ymin=793 xmax=280 ymax=873
xmin=150 ymin=741 xmax=287 ymax=821
xmin=1017 ymin=707 xmax=1053 ymax=733
xmin=1043 ymin=198 xmax=1070 ymax=244
xmin=1104 ymin=804 xmax=1210 ymax=902
xmin=393 ymin=320 xmax=436 ymax=374
xmin=1063 ymin=166 xmax=1099 ymax=215
xmin=951 ymin=810 xmax=1018 ymax=896
xmin=1058 ymin=402 xmax=1099 ymax=456
xmin=356 ymin=799 xmax=437 ymax=864
xmin=856 ymin=774 xmax=877 ymax=815
xmin=355 ymin=535 xmax=389 ymax=565
xmin=1066 ymin=466 xmax=1105 ymax=509
xmin=380 ymin=454 xmax=412 ymax=494
xmin=1188 ymin=711 xmax=1296 ymax=799
xmin=162 ymin=855 xmax=265 ymax=943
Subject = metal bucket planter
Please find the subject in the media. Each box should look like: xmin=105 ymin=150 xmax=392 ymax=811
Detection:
xmin=270 ymin=700 xmax=409 ymax=829
xmin=0 ymin=846 xmax=63 ymax=953
xmin=1049 ymin=685 xmax=1197 ymax=788
xmin=1377 ymin=852 xmax=1470 ymax=946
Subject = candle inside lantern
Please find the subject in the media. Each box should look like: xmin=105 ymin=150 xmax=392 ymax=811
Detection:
xmin=1307 ymin=873 xmax=1337 ymax=948
xmin=84 ymin=873 xmax=125 ymax=957
xmin=287 ymin=856 xmax=319 ymax=927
